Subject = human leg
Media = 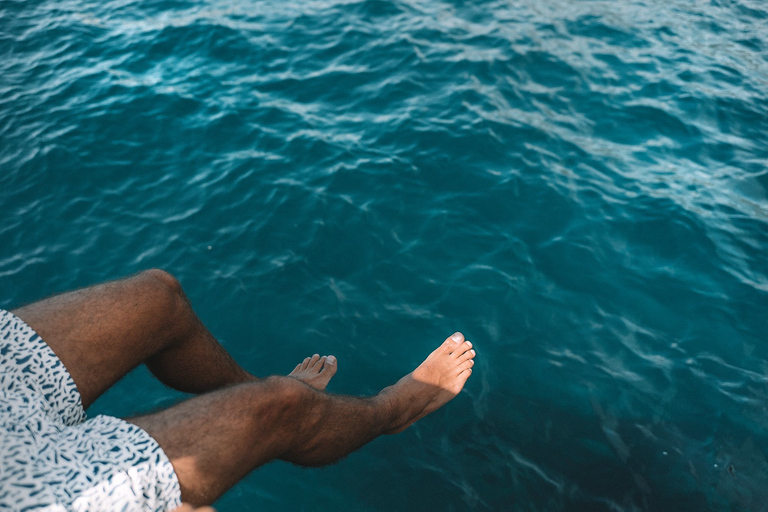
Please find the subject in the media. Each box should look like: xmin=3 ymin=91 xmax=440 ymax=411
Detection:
xmin=11 ymin=269 xmax=254 ymax=409
xmin=129 ymin=333 xmax=475 ymax=506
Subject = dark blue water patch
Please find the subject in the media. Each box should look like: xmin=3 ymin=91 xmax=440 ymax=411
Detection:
xmin=565 ymin=15 xmax=654 ymax=49
xmin=2 ymin=0 xmax=768 ymax=510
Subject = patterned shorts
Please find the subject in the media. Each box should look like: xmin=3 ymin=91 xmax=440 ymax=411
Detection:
xmin=0 ymin=310 xmax=182 ymax=511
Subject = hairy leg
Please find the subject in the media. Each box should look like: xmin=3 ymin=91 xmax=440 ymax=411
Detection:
xmin=129 ymin=333 xmax=475 ymax=506
xmin=11 ymin=269 xmax=254 ymax=408
xmin=130 ymin=377 xmax=389 ymax=505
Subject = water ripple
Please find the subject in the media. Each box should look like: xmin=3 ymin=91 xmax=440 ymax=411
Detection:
xmin=2 ymin=0 xmax=767 ymax=510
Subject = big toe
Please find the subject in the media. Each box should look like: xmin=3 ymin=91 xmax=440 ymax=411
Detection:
xmin=322 ymin=355 xmax=338 ymax=376
xmin=441 ymin=332 xmax=464 ymax=352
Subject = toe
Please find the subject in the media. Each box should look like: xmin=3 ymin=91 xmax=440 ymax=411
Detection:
xmin=442 ymin=332 xmax=464 ymax=352
xmin=458 ymin=359 xmax=475 ymax=373
xmin=452 ymin=340 xmax=473 ymax=357
xmin=309 ymin=354 xmax=321 ymax=368
xmin=457 ymin=348 xmax=476 ymax=363
xmin=321 ymin=355 xmax=338 ymax=376
xmin=457 ymin=368 xmax=472 ymax=381
xmin=300 ymin=357 xmax=311 ymax=371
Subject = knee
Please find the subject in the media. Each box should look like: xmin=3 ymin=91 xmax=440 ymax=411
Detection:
xmin=141 ymin=268 xmax=184 ymax=296
xmin=247 ymin=377 xmax=318 ymax=426
xmin=134 ymin=269 xmax=187 ymax=314
xmin=260 ymin=376 xmax=313 ymax=409
xmin=251 ymin=378 xmax=338 ymax=467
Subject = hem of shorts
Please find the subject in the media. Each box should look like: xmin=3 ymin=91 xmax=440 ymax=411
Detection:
xmin=109 ymin=415 xmax=184 ymax=507
xmin=2 ymin=309 xmax=87 ymax=421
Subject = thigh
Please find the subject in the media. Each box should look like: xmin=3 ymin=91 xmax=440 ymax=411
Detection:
xmin=12 ymin=270 xmax=186 ymax=409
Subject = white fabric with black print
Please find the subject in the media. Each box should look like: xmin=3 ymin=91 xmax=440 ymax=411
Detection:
xmin=0 ymin=309 xmax=182 ymax=512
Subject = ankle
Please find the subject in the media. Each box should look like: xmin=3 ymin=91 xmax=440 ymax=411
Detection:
xmin=371 ymin=386 xmax=392 ymax=425
xmin=374 ymin=384 xmax=409 ymax=433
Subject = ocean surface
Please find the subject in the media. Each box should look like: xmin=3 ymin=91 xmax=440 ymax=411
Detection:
xmin=2 ymin=0 xmax=767 ymax=510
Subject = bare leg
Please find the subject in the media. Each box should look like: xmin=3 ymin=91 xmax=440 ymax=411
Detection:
xmin=130 ymin=333 xmax=475 ymax=506
xmin=11 ymin=269 xmax=255 ymax=408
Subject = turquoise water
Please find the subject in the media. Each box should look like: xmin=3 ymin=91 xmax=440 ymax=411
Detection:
xmin=2 ymin=0 xmax=767 ymax=509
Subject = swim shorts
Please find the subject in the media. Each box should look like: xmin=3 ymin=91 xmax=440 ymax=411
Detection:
xmin=0 ymin=309 xmax=182 ymax=511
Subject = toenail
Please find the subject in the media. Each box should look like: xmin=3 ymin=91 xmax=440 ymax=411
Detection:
xmin=451 ymin=332 xmax=463 ymax=342
xmin=470 ymin=349 xmax=476 ymax=356
xmin=327 ymin=355 xmax=336 ymax=364
xmin=466 ymin=341 xmax=472 ymax=348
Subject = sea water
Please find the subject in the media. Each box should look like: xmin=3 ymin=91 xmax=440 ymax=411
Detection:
xmin=1 ymin=0 xmax=767 ymax=510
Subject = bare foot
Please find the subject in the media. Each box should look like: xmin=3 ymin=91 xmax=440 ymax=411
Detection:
xmin=288 ymin=354 xmax=338 ymax=390
xmin=380 ymin=332 xmax=475 ymax=434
